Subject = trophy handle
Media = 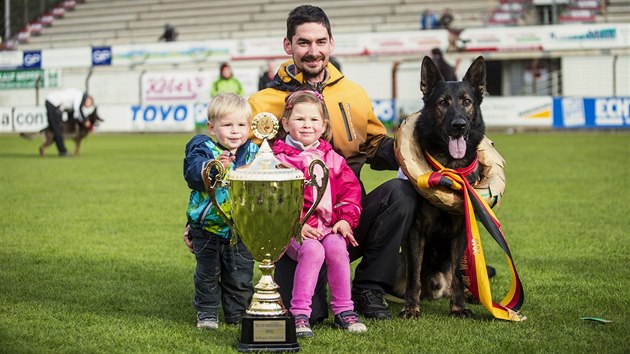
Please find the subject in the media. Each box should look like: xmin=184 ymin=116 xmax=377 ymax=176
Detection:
xmin=295 ymin=159 xmax=329 ymax=244
xmin=202 ymin=159 xmax=241 ymax=245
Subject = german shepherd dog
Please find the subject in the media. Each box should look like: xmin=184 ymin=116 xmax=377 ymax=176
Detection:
xmin=399 ymin=56 xmax=487 ymax=319
xmin=36 ymin=109 xmax=103 ymax=157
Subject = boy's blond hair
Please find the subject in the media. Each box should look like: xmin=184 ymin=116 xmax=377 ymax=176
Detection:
xmin=207 ymin=93 xmax=251 ymax=124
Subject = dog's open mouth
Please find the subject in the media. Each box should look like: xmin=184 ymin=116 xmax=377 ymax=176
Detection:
xmin=448 ymin=136 xmax=467 ymax=159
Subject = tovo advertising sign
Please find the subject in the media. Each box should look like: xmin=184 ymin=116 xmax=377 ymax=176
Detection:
xmin=130 ymin=103 xmax=196 ymax=132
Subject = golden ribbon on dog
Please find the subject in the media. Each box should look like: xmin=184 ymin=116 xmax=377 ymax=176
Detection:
xmin=418 ymin=152 xmax=525 ymax=322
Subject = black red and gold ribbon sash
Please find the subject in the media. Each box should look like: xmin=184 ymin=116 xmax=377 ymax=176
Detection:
xmin=417 ymin=152 xmax=525 ymax=321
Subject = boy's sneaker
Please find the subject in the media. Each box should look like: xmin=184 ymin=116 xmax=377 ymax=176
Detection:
xmin=294 ymin=314 xmax=313 ymax=338
xmin=352 ymin=288 xmax=391 ymax=320
xmin=334 ymin=310 xmax=367 ymax=333
xmin=196 ymin=313 xmax=219 ymax=330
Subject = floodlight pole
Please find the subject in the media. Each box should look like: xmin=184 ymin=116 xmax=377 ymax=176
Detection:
xmin=4 ymin=0 xmax=10 ymax=42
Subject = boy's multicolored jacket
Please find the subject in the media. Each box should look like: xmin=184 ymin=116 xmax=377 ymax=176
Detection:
xmin=183 ymin=134 xmax=258 ymax=238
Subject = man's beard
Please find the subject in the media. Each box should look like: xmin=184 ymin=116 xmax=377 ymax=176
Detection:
xmin=299 ymin=54 xmax=327 ymax=80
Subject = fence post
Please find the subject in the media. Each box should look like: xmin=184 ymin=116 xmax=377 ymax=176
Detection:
xmin=35 ymin=74 xmax=42 ymax=105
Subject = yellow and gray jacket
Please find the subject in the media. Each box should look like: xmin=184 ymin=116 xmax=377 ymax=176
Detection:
xmin=248 ymin=60 xmax=397 ymax=181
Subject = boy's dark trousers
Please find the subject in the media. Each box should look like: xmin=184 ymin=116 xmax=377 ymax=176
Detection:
xmin=190 ymin=228 xmax=254 ymax=324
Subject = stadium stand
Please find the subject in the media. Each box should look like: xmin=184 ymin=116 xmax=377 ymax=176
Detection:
xmin=3 ymin=0 xmax=629 ymax=50
xmin=11 ymin=0 xmax=492 ymax=50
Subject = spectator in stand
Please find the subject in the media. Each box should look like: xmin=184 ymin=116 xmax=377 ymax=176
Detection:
xmin=158 ymin=23 xmax=178 ymax=42
xmin=420 ymin=9 xmax=439 ymax=30
xmin=211 ymin=62 xmax=245 ymax=98
xmin=430 ymin=48 xmax=457 ymax=81
xmin=438 ymin=8 xmax=454 ymax=29
xmin=258 ymin=61 xmax=276 ymax=91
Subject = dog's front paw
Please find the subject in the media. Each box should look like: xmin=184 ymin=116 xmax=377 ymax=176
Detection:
xmin=400 ymin=306 xmax=421 ymax=319
xmin=450 ymin=307 xmax=473 ymax=318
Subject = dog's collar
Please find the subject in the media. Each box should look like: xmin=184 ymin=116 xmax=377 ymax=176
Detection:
xmin=423 ymin=151 xmax=478 ymax=178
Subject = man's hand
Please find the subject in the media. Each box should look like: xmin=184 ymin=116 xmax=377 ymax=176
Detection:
xmin=183 ymin=225 xmax=194 ymax=253
xmin=84 ymin=120 xmax=92 ymax=129
xmin=332 ymin=220 xmax=358 ymax=247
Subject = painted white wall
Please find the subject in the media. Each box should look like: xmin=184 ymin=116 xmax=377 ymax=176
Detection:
xmin=562 ymin=56 xmax=630 ymax=96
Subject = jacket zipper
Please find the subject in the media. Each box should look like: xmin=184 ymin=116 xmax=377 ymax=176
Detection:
xmin=338 ymin=102 xmax=352 ymax=141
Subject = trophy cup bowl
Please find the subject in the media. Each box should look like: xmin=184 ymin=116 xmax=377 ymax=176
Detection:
xmin=203 ymin=112 xmax=328 ymax=352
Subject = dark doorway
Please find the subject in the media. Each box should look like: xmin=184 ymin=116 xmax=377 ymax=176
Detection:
xmin=485 ymin=60 xmax=502 ymax=96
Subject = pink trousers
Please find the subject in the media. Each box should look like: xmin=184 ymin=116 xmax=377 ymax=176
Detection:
xmin=285 ymin=234 xmax=353 ymax=318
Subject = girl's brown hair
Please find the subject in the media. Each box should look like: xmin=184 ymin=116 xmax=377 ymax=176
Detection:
xmin=277 ymin=88 xmax=331 ymax=141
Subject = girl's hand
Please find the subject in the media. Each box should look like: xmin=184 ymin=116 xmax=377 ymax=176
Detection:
xmin=217 ymin=151 xmax=235 ymax=169
xmin=332 ymin=220 xmax=358 ymax=247
xmin=301 ymin=224 xmax=322 ymax=240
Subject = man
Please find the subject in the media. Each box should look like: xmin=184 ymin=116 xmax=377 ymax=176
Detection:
xmin=248 ymin=5 xmax=417 ymax=322
xmin=44 ymin=88 xmax=96 ymax=156
xmin=430 ymin=48 xmax=457 ymax=81
xmin=158 ymin=23 xmax=178 ymax=42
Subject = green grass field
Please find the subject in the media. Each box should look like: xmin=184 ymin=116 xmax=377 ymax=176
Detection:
xmin=1 ymin=131 xmax=629 ymax=353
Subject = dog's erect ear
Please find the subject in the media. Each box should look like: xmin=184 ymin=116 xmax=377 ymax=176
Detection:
xmin=462 ymin=56 xmax=486 ymax=97
xmin=420 ymin=56 xmax=444 ymax=99
xmin=89 ymin=107 xmax=104 ymax=122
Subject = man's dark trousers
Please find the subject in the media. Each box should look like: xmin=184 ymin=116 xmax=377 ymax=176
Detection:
xmin=45 ymin=101 xmax=68 ymax=155
xmin=274 ymin=179 xmax=417 ymax=322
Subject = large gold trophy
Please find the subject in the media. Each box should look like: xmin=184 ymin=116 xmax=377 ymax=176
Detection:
xmin=204 ymin=112 xmax=328 ymax=352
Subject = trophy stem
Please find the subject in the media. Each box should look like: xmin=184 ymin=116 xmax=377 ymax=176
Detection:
xmin=247 ymin=253 xmax=287 ymax=316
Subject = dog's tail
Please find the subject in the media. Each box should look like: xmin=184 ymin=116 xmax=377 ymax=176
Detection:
xmin=19 ymin=132 xmax=38 ymax=140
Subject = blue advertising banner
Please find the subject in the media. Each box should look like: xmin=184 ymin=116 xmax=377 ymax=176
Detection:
xmin=552 ymin=97 xmax=630 ymax=128
xmin=92 ymin=46 xmax=112 ymax=66
xmin=372 ymin=99 xmax=396 ymax=123
xmin=22 ymin=51 xmax=42 ymax=69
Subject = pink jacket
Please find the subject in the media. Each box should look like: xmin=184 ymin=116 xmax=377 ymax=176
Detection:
xmin=272 ymin=139 xmax=362 ymax=237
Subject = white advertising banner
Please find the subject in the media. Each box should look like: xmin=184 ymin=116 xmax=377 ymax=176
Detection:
xmin=481 ymin=96 xmax=552 ymax=127
xmin=42 ymin=47 xmax=92 ymax=69
xmin=0 ymin=106 xmax=47 ymax=133
xmin=544 ymin=23 xmax=630 ymax=50
xmin=140 ymin=68 xmax=261 ymax=111
xmin=460 ymin=23 xmax=630 ymax=52
xmin=112 ymin=40 xmax=235 ymax=66
xmin=360 ymin=31 xmax=450 ymax=55
xmin=397 ymin=97 xmax=553 ymax=128
xmin=92 ymin=105 xmax=134 ymax=133
xmin=234 ymin=37 xmax=289 ymax=60
xmin=141 ymin=71 xmax=212 ymax=103
xmin=0 ymin=50 xmax=24 ymax=70
xmin=0 ymin=107 xmax=13 ymax=132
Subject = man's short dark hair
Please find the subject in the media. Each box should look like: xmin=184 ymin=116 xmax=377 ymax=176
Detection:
xmin=286 ymin=5 xmax=332 ymax=42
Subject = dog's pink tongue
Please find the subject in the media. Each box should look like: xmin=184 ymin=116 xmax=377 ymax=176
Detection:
xmin=448 ymin=136 xmax=466 ymax=159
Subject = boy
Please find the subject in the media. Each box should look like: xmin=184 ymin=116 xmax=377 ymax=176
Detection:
xmin=183 ymin=93 xmax=259 ymax=329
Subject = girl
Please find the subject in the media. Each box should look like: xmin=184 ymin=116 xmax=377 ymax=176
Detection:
xmin=271 ymin=89 xmax=367 ymax=337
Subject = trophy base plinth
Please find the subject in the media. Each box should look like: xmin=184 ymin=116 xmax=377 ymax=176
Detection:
xmin=237 ymin=314 xmax=299 ymax=352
